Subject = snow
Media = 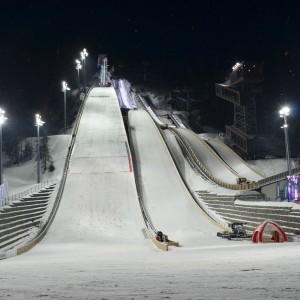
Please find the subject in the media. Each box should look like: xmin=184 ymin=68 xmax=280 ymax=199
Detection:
xmin=207 ymin=138 xmax=264 ymax=181
xmin=247 ymin=158 xmax=297 ymax=178
xmin=1 ymin=243 xmax=300 ymax=299
xmin=128 ymin=109 xmax=225 ymax=246
xmin=4 ymin=134 xmax=70 ymax=198
xmin=0 ymin=87 xmax=300 ymax=299
xmin=235 ymin=199 xmax=300 ymax=210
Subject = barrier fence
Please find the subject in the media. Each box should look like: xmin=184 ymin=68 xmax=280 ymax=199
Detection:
xmin=0 ymin=180 xmax=58 ymax=208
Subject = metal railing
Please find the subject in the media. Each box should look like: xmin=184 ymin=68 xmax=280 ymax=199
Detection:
xmin=1 ymin=179 xmax=57 ymax=207
xmin=169 ymin=114 xmax=187 ymax=128
xmin=257 ymin=166 xmax=300 ymax=187
xmin=127 ymin=97 xmax=158 ymax=236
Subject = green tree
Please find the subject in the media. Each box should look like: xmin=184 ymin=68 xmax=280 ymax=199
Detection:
xmin=36 ymin=130 xmax=53 ymax=173
xmin=5 ymin=134 xmax=22 ymax=166
xmin=23 ymin=140 xmax=33 ymax=161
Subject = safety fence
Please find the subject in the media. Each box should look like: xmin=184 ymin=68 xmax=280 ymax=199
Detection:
xmin=127 ymin=99 xmax=160 ymax=240
xmin=1 ymin=179 xmax=57 ymax=208
xmin=257 ymin=167 xmax=300 ymax=187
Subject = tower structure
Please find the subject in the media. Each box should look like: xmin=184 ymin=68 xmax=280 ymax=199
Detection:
xmin=215 ymin=61 xmax=263 ymax=156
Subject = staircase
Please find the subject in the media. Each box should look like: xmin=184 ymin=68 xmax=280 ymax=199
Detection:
xmin=196 ymin=190 xmax=300 ymax=235
xmin=0 ymin=184 xmax=56 ymax=254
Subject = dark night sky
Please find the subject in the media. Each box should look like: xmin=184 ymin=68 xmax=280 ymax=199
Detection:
xmin=1 ymin=0 xmax=300 ymax=152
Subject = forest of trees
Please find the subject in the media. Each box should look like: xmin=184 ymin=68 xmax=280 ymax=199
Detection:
xmin=3 ymin=125 xmax=54 ymax=174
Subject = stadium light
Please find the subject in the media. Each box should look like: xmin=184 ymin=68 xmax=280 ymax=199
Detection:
xmin=35 ymin=114 xmax=45 ymax=184
xmin=279 ymin=106 xmax=291 ymax=176
xmin=80 ymin=48 xmax=88 ymax=90
xmin=0 ymin=109 xmax=7 ymax=186
xmin=62 ymin=81 xmax=70 ymax=134
xmin=75 ymin=59 xmax=82 ymax=89
xmin=232 ymin=62 xmax=242 ymax=71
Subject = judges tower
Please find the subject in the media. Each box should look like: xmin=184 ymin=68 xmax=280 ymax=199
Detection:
xmin=215 ymin=61 xmax=263 ymax=156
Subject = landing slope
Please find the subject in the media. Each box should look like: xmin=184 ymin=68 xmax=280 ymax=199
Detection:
xmin=128 ymin=110 xmax=224 ymax=247
xmin=177 ymin=128 xmax=239 ymax=184
xmin=40 ymin=87 xmax=146 ymax=248
xmin=207 ymin=139 xmax=264 ymax=181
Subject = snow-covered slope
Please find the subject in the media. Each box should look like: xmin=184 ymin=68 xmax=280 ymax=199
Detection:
xmin=4 ymin=135 xmax=70 ymax=197
xmin=128 ymin=109 xmax=225 ymax=247
xmin=177 ymin=128 xmax=239 ymax=184
xmin=247 ymin=158 xmax=297 ymax=177
xmin=206 ymin=138 xmax=264 ymax=181
xmin=36 ymin=87 xmax=147 ymax=248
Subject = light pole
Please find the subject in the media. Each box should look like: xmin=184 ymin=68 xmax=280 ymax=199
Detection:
xmin=0 ymin=109 xmax=7 ymax=186
xmin=62 ymin=81 xmax=70 ymax=134
xmin=75 ymin=59 xmax=82 ymax=89
xmin=279 ymin=106 xmax=291 ymax=176
xmin=35 ymin=114 xmax=45 ymax=184
xmin=80 ymin=48 xmax=88 ymax=90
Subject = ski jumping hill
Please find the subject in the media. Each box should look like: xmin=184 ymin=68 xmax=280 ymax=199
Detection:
xmin=128 ymin=109 xmax=225 ymax=248
xmin=38 ymin=87 xmax=148 ymax=251
xmin=176 ymin=128 xmax=240 ymax=185
xmin=206 ymin=138 xmax=264 ymax=182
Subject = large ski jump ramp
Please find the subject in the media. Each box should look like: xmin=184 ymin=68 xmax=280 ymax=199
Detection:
xmin=39 ymin=87 xmax=148 ymax=250
xmin=128 ymin=110 xmax=225 ymax=248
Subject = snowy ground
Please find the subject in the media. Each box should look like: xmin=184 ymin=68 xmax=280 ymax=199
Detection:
xmin=3 ymin=134 xmax=70 ymax=198
xmin=1 ymin=242 xmax=300 ymax=299
xmin=0 ymin=88 xmax=300 ymax=300
xmin=247 ymin=158 xmax=297 ymax=178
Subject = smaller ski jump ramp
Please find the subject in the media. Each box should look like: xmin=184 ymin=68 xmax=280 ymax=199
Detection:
xmin=128 ymin=110 xmax=225 ymax=248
